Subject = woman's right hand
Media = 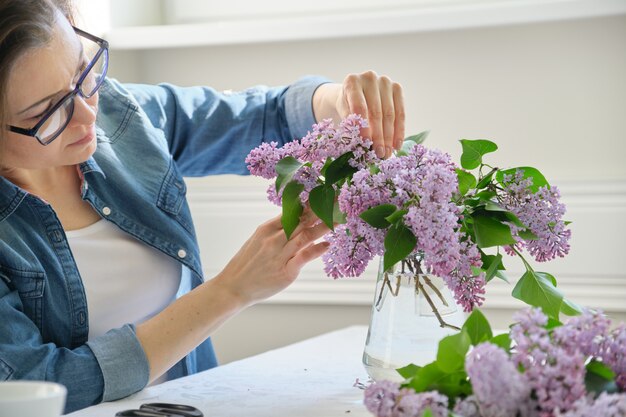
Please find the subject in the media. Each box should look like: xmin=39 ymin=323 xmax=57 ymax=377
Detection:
xmin=213 ymin=209 xmax=330 ymax=308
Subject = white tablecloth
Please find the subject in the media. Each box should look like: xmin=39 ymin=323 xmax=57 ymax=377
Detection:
xmin=68 ymin=326 xmax=372 ymax=417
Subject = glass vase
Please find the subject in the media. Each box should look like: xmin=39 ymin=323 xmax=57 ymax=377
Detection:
xmin=362 ymin=254 xmax=465 ymax=382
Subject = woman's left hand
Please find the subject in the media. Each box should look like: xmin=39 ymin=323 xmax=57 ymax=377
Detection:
xmin=312 ymin=71 xmax=405 ymax=159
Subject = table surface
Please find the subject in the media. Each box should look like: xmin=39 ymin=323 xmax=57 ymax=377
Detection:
xmin=68 ymin=326 xmax=373 ymax=417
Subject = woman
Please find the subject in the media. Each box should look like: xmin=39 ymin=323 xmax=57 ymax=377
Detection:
xmin=0 ymin=0 xmax=405 ymax=412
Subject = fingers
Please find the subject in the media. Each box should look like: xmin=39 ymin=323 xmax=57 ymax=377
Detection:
xmin=392 ymin=82 xmax=406 ymax=150
xmin=283 ymin=220 xmax=330 ymax=259
xmin=286 ymin=241 xmax=330 ymax=272
xmin=341 ymin=71 xmax=405 ymax=159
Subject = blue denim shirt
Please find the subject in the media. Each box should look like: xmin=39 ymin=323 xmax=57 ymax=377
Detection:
xmin=0 ymin=76 xmax=325 ymax=413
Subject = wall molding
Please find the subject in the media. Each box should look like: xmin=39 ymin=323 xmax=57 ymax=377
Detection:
xmin=187 ymin=176 xmax=626 ymax=312
xmin=104 ymin=0 xmax=626 ymax=50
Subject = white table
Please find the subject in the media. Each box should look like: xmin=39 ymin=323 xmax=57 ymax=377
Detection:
xmin=69 ymin=326 xmax=372 ymax=417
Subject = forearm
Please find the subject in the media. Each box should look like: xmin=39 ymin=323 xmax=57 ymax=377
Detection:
xmin=135 ymin=277 xmax=244 ymax=383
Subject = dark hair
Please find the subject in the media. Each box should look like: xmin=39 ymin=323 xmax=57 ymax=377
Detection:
xmin=0 ymin=0 xmax=74 ymax=143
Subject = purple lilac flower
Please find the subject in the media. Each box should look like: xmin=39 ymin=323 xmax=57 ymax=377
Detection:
xmin=599 ymin=323 xmax=626 ymax=391
xmin=501 ymin=170 xmax=571 ymax=262
xmin=465 ymin=342 xmax=531 ymax=417
xmin=552 ymin=309 xmax=610 ymax=357
xmin=335 ymin=143 xmax=486 ymax=310
xmin=392 ymin=390 xmax=449 ymax=417
xmin=322 ymin=219 xmax=385 ymax=278
xmin=363 ymin=380 xmax=401 ymax=417
xmin=452 ymin=395 xmax=481 ymax=417
xmin=511 ymin=308 xmax=586 ymax=416
xmin=245 ymin=141 xmax=282 ymax=179
xmin=558 ymin=392 xmax=626 ymax=417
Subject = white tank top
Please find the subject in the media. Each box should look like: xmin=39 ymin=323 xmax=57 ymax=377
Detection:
xmin=66 ymin=219 xmax=181 ymax=340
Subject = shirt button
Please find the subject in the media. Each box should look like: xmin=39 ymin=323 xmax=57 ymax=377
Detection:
xmin=102 ymin=207 xmax=111 ymax=216
xmin=177 ymin=249 xmax=187 ymax=259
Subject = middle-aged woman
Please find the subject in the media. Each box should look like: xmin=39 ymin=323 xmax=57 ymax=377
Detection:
xmin=0 ymin=0 xmax=405 ymax=412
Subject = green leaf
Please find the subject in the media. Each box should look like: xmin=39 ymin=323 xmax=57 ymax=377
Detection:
xmin=472 ymin=213 xmax=517 ymax=248
xmin=482 ymin=253 xmax=504 ymax=282
xmin=309 ymin=185 xmax=335 ymax=230
xmin=333 ymin=199 xmax=347 ymax=224
xmin=518 ymin=229 xmax=539 ymax=241
xmin=385 ymin=209 xmax=408 ymax=225
xmin=359 ymin=204 xmax=396 ymax=229
xmin=456 ymin=169 xmax=477 ymax=196
xmin=512 ymin=270 xmax=564 ymax=319
xmin=396 ymin=131 xmax=429 ymax=156
xmin=496 ymin=167 xmax=549 ymax=193
xmin=490 ymin=333 xmax=511 ymax=351
xmin=546 ymin=317 xmax=563 ymax=329
xmin=319 ymin=157 xmax=333 ymax=177
xmin=275 ymin=156 xmax=304 ymax=192
xmin=280 ymin=181 xmax=304 ymax=239
xmin=494 ymin=270 xmax=510 ymax=283
xmin=406 ymin=362 xmax=446 ymax=392
xmin=585 ymin=360 xmax=618 ymax=395
xmin=462 ymin=309 xmax=493 ymax=345
xmin=383 ymin=223 xmax=417 ymax=272
xmin=407 ymin=363 xmax=471 ymax=398
xmin=421 ymin=409 xmax=434 ymax=417
xmin=561 ymin=297 xmax=583 ymax=316
xmin=325 ymin=152 xmax=358 ymax=184
xmin=476 ymin=170 xmax=496 ymax=189
xmin=484 ymin=201 xmax=507 ymax=212
xmin=397 ymin=363 xmax=421 ymax=379
xmin=475 ymin=190 xmax=497 ymax=201
xmin=459 ymin=139 xmax=498 ymax=170
xmin=437 ymin=330 xmax=471 ymax=373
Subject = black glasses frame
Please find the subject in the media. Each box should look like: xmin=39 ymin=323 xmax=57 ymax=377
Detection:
xmin=7 ymin=26 xmax=109 ymax=146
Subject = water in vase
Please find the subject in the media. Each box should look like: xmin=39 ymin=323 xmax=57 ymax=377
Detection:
xmin=362 ymin=264 xmax=465 ymax=382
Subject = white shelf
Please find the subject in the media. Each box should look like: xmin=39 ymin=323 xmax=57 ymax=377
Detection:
xmin=104 ymin=0 xmax=626 ymax=50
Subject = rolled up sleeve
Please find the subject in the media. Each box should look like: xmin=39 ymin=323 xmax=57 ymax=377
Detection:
xmin=86 ymin=324 xmax=149 ymax=402
xmin=284 ymin=75 xmax=330 ymax=140
xmin=0 ymin=283 xmax=149 ymax=413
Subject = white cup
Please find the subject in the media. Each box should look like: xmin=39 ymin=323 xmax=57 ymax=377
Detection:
xmin=0 ymin=381 xmax=67 ymax=417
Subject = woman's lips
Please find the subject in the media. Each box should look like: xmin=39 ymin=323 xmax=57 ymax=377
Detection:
xmin=70 ymin=127 xmax=95 ymax=146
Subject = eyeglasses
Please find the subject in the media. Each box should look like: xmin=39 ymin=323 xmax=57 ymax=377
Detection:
xmin=7 ymin=26 xmax=109 ymax=146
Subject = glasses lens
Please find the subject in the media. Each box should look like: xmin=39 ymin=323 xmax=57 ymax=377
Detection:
xmin=37 ymin=98 xmax=73 ymax=144
xmin=80 ymin=48 xmax=108 ymax=98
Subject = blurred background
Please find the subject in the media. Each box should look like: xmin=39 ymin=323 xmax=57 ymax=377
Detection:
xmin=75 ymin=0 xmax=626 ymax=363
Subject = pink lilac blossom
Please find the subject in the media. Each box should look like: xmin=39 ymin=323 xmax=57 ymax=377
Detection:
xmin=599 ymin=323 xmax=626 ymax=391
xmin=363 ymin=382 xmax=448 ymax=417
xmin=501 ymin=170 xmax=571 ymax=262
xmin=248 ymin=116 xmax=484 ymax=311
xmin=334 ymin=144 xmax=485 ymax=311
xmin=511 ymin=308 xmax=587 ymax=416
xmin=558 ymin=392 xmax=626 ymax=417
xmin=363 ymin=380 xmax=400 ymax=417
xmin=392 ymin=390 xmax=449 ymax=417
xmin=322 ymin=219 xmax=385 ymax=278
xmin=465 ymin=342 xmax=531 ymax=417
xmin=552 ymin=309 xmax=610 ymax=357
xmin=452 ymin=396 xmax=481 ymax=417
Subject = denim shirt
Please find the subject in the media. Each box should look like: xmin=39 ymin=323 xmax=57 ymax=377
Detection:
xmin=0 ymin=76 xmax=326 ymax=413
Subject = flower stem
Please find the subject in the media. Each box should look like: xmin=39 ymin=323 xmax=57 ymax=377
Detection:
xmin=416 ymin=275 xmax=461 ymax=331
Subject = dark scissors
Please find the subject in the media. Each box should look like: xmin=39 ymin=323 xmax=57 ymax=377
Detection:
xmin=115 ymin=402 xmax=203 ymax=417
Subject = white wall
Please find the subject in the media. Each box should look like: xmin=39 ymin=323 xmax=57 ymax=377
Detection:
xmin=105 ymin=14 xmax=626 ymax=363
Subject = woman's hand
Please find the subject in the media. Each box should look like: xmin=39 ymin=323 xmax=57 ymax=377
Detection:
xmin=312 ymin=71 xmax=405 ymax=159
xmin=213 ymin=209 xmax=330 ymax=308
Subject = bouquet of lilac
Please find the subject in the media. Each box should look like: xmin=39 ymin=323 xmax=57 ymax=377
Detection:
xmin=246 ymin=115 xmax=575 ymax=321
xmin=362 ymin=308 xmax=626 ymax=417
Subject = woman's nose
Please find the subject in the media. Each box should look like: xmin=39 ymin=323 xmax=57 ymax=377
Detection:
xmin=70 ymin=92 xmax=98 ymax=126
